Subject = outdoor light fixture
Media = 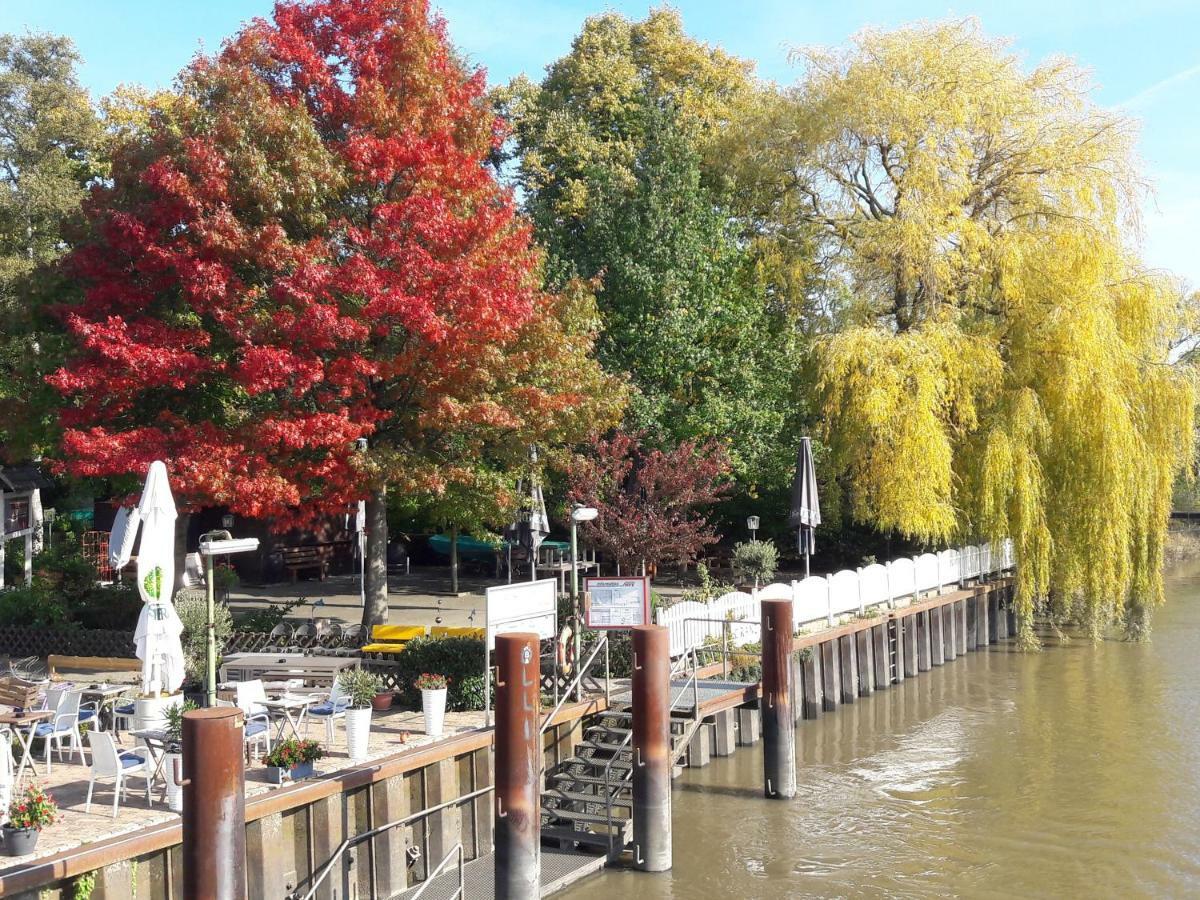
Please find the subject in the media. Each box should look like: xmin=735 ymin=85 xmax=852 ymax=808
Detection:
xmin=747 ymin=515 xmax=760 ymax=541
xmin=221 ymin=513 xmax=235 ymax=529
xmin=355 ymin=437 xmax=369 ymax=452
xmin=198 ymin=529 xmax=261 ymax=706
xmin=570 ymin=505 xmax=598 ymax=523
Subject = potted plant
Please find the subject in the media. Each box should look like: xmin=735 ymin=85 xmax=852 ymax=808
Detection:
xmin=338 ymin=669 xmax=381 ymax=763
xmin=262 ymin=738 xmax=324 ymax=784
xmin=3 ymin=784 xmax=58 ymax=856
xmin=415 ymin=673 xmax=448 ymax=737
xmin=163 ymin=700 xmax=198 ymax=813
xmin=733 ymin=539 xmax=779 ymax=591
xmin=371 ymin=689 xmax=394 ymax=711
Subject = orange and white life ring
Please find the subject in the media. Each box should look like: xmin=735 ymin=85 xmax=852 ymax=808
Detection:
xmin=557 ymin=625 xmax=575 ymax=676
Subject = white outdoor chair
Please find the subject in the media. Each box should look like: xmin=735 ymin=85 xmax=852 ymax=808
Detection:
xmin=215 ymin=699 xmax=272 ymax=761
xmin=29 ymin=690 xmax=85 ymax=774
xmin=85 ymin=730 xmax=151 ymax=818
xmin=235 ymin=680 xmax=271 ymax=717
xmin=182 ymin=552 xmax=206 ymax=588
xmin=307 ymin=679 xmax=351 ymax=746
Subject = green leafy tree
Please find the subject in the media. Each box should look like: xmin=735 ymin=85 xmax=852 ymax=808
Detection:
xmin=0 ymin=33 xmax=101 ymax=457
xmin=501 ymin=10 xmax=801 ymax=492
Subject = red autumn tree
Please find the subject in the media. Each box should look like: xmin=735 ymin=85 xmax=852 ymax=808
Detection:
xmin=567 ymin=431 xmax=730 ymax=573
xmin=46 ymin=0 xmax=622 ymax=623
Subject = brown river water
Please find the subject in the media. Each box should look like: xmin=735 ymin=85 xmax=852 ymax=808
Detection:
xmin=565 ymin=560 xmax=1200 ymax=898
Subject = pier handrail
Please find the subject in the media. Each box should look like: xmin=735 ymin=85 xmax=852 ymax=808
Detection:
xmin=410 ymin=844 xmax=465 ymax=900
xmin=540 ymin=633 xmax=610 ymax=736
xmin=289 ymin=785 xmax=494 ymax=900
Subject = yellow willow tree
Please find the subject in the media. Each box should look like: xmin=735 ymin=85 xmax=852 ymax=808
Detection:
xmin=761 ymin=20 xmax=1195 ymax=644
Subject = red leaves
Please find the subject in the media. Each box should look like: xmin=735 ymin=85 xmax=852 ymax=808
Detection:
xmin=568 ymin=432 xmax=731 ymax=570
xmin=46 ymin=0 xmax=611 ymax=529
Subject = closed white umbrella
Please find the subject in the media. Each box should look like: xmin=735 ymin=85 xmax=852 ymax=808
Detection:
xmin=131 ymin=461 xmax=186 ymax=695
xmin=788 ymin=437 xmax=821 ymax=578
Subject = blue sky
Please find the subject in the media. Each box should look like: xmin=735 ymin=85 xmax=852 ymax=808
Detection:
xmin=3 ymin=0 xmax=1197 ymax=286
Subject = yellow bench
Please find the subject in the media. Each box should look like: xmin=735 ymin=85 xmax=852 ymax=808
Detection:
xmin=360 ymin=624 xmax=426 ymax=654
xmin=431 ymin=626 xmax=485 ymax=640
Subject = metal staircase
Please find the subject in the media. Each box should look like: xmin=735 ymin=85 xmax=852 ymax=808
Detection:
xmin=539 ymin=646 xmax=701 ymax=860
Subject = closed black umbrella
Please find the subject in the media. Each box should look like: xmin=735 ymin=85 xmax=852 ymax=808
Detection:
xmin=788 ymin=437 xmax=821 ymax=577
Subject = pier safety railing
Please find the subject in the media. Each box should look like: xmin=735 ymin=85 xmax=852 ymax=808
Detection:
xmin=658 ymin=540 xmax=1015 ymax=658
xmin=289 ymin=785 xmax=493 ymax=900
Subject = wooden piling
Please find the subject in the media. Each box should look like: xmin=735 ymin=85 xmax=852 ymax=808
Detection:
xmin=838 ymin=634 xmax=858 ymax=703
xmin=820 ymin=640 xmax=839 ymax=711
xmin=800 ymin=651 xmax=821 ymax=719
xmin=916 ymin=612 xmax=932 ymax=672
xmin=856 ymin=629 xmax=873 ymax=696
xmin=943 ymin=603 xmax=957 ymax=662
xmin=872 ymin=625 xmax=890 ymax=689
xmin=902 ymin=616 xmax=918 ymax=678
xmin=930 ymin=607 xmax=945 ymax=666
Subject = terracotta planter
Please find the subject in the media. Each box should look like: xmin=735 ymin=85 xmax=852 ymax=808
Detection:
xmin=2 ymin=825 xmax=39 ymax=857
xmin=371 ymin=691 xmax=393 ymax=711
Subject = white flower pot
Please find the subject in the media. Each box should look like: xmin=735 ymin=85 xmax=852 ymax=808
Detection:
xmin=165 ymin=752 xmax=184 ymax=812
xmin=133 ymin=695 xmax=179 ymax=733
xmin=345 ymin=708 xmax=372 ymax=763
xmin=421 ymin=687 xmax=447 ymax=737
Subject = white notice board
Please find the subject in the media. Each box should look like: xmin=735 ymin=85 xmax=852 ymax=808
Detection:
xmin=485 ymin=578 xmax=557 ymax=650
xmin=584 ymin=576 xmax=650 ymax=629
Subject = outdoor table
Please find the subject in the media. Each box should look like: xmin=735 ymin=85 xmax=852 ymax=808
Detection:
xmin=219 ymin=652 xmax=359 ymax=686
xmin=260 ymin=694 xmax=317 ymax=742
xmin=129 ymin=727 xmax=170 ymax=802
xmin=0 ymin=709 xmax=52 ymax=785
xmin=81 ymin=684 xmax=129 ymax=733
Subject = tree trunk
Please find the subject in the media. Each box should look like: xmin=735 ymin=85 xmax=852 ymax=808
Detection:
xmin=449 ymin=523 xmax=459 ymax=594
xmin=361 ymin=486 xmax=389 ymax=628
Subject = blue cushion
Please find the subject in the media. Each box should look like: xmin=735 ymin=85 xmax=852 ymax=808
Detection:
xmin=33 ymin=723 xmax=56 ymax=737
xmin=309 ymin=702 xmax=341 ymax=716
xmin=115 ymin=703 xmax=135 ymax=716
xmin=118 ymin=752 xmax=145 ymax=769
xmin=245 ymin=722 xmax=268 ymax=737
xmin=79 ymin=709 xmax=96 ymax=722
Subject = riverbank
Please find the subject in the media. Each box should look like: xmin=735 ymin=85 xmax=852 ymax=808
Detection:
xmin=566 ymin=563 xmax=1200 ymax=898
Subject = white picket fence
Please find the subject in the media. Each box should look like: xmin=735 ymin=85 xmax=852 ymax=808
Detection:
xmin=656 ymin=540 xmax=1015 ymax=658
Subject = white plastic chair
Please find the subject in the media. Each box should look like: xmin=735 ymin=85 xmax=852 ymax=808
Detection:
xmin=85 ymin=730 xmax=151 ymax=818
xmin=235 ymin=680 xmax=271 ymax=717
xmin=29 ymin=691 xmax=84 ymax=774
xmin=307 ymin=680 xmax=351 ymax=746
xmin=215 ymin=699 xmax=272 ymax=761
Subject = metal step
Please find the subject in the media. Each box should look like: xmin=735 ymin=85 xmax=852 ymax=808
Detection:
xmin=540 ymin=824 xmax=630 ymax=851
xmin=578 ymin=740 xmax=631 ymax=754
xmin=545 ymin=788 xmax=632 ymax=807
xmin=586 ymin=724 xmax=631 ymax=738
xmin=563 ymin=754 xmax=633 ymax=773
xmin=542 ymin=807 xmax=632 ymax=828
xmin=549 ymin=770 xmax=631 ymax=788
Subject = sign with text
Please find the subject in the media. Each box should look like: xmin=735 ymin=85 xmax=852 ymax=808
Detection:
xmin=485 ymin=578 xmax=557 ymax=650
xmin=584 ymin=576 xmax=651 ymax=629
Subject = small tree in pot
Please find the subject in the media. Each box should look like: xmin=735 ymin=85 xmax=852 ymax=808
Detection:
xmin=3 ymin=784 xmax=58 ymax=856
xmin=338 ymin=669 xmax=381 ymax=763
xmin=415 ymin=673 xmax=448 ymax=737
xmin=733 ymin=539 xmax=778 ymax=590
xmin=163 ymin=700 xmax=198 ymax=812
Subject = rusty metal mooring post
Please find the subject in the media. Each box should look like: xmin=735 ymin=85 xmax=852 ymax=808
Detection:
xmin=632 ymin=625 xmax=671 ymax=871
xmin=494 ymin=632 xmax=540 ymax=899
xmin=760 ymin=599 xmax=797 ymax=800
xmin=182 ymin=707 xmax=246 ymax=900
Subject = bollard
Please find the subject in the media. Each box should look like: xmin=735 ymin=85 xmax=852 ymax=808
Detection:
xmin=182 ymin=707 xmax=246 ymax=900
xmin=632 ymin=625 xmax=672 ymax=870
xmin=760 ymin=599 xmax=797 ymax=800
xmin=495 ymin=633 xmax=540 ymax=900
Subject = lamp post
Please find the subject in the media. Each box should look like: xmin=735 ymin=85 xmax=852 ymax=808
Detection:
xmin=199 ymin=530 xmax=260 ymax=707
xmin=569 ymin=504 xmax=598 ymax=701
xmin=747 ymin=515 xmax=760 ymax=542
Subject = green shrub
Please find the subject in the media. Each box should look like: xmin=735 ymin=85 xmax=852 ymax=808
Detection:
xmin=176 ymin=594 xmax=232 ymax=688
xmin=733 ymin=539 xmax=778 ymax=588
xmin=388 ymin=636 xmax=489 ymax=711
xmin=338 ymin=668 xmax=382 ymax=708
xmin=0 ymin=584 xmax=69 ymax=627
